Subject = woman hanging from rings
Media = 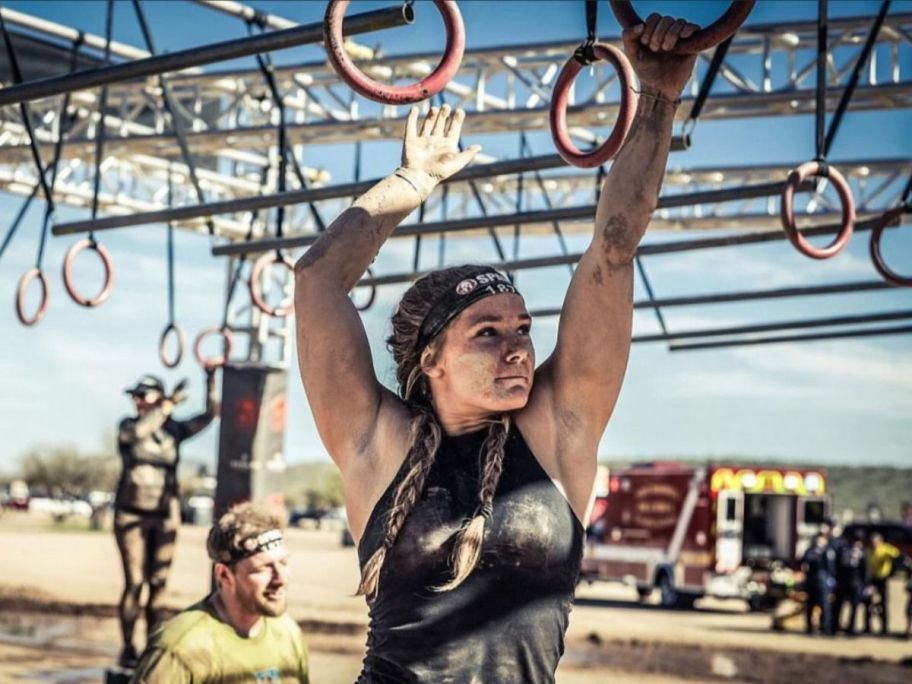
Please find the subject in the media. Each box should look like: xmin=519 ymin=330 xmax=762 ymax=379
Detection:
xmin=295 ymin=14 xmax=699 ymax=683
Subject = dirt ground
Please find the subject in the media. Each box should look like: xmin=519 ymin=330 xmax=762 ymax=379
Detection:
xmin=1 ymin=512 xmax=911 ymax=683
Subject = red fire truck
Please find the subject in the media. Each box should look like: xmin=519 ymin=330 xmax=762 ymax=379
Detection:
xmin=581 ymin=462 xmax=829 ymax=609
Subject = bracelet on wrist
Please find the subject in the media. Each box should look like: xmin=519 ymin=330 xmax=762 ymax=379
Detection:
xmin=393 ymin=169 xmax=431 ymax=201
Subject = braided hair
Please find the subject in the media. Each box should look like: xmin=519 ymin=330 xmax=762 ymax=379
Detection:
xmin=357 ymin=265 xmax=512 ymax=600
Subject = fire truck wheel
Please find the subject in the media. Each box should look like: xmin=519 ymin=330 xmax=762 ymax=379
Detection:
xmin=658 ymin=572 xmax=678 ymax=608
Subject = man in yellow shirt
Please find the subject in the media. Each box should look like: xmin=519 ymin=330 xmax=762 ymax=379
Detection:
xmin=131 ymin=503 xmax=309 ymax=683
xmin=866 ymin=532 xmax=901 ymax=635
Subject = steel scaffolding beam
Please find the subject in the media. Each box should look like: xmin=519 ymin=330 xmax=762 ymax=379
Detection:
xmin=529 ymin=279 xmax=896 ymax=318
xmin=666 ymin=325 xmax=912 ymax=351
xmin=52 ymin=153 xmax=568 ymax=235
xmin=42 ymin=156 xmax=907 ymax=239
xmin=0 ymin=5 xmax=411 ymax=106
xmin=632 ymin=310 xmax=912 ymax=344
xmin=1 ymin=9 xmax=909 ymax=246
xmin=340 ymin=212 xmax=902 ymax=288
xmin=210 ymin=178 xmax=826 ymax=256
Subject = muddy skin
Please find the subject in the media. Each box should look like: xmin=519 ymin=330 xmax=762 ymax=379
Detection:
xmin=600 ymin=214 xmax=641 ymax=268
xmin=591 ymin=264 xmax=604 ymax=287
xmin=558 ymin=408 xmax=582 ymax=435
xmin=296 ymin=208 xmax=382 ymax=273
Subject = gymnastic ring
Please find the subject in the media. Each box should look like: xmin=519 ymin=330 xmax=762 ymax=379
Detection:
xmin=249 ymin=251 xmax=295 ymax=317
xmin=15 ymin=267 xmax=49 ymax=327
xmin=324 ymin=0 xmax=464 ymax=104
xmin=870 ymin=205 xmax=911 ymax=287
xmin=780 ymin=160 xmax=856 ymax=260
xmin=62 ymin=238 xmax=114 ymax=307
xmin=351 ymin=268 xmax=377 ymax=312
xmin=550 ymin=43 xmax=637 ymax=168
xmin=609 ymin=0 xmax=756 ymax=54
xmin=158 ymin=322 xmax=186 ymax=369
xmin=193 ymin=327 xmax=234 ymax=370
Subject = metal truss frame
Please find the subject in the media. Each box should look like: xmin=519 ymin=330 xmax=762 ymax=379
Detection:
xmin=0 ymin=3 xmax=909 ymax=363
xmin=0 ymin=8 xmax=909 ymax=236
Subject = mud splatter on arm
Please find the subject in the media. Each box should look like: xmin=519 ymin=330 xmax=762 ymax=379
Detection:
xmin=294 ymin=170 xmax=431 ymax=291
xmin=594 ymin=94 xmax=678 ymax=268
xmin=535 ymin=92 xmax=680 ymax=468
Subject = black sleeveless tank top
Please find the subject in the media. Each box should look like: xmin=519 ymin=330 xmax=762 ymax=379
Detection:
xmin=356 ymin=425 xmax=584 ymax=684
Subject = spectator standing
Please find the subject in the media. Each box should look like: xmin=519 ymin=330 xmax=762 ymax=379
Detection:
xmin=801 ymin=533 xmax=835 ymax=635
xmin=866 ymin=532 xmax=901 ymax=635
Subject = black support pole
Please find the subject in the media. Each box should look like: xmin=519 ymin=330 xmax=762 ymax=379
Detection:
xmin=669 ymin=324 xmax=912 ymax=352
xmin=209 ymin=178 xmax=819 ymax=257
xmin=0 ymin=5 xmax=412 ymax=107
xmin=53 ymin=154 xmax=567 ymax=236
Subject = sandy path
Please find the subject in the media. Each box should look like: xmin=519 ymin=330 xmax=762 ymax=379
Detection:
xmin=1 ymin=515 xmax=910 ymax=682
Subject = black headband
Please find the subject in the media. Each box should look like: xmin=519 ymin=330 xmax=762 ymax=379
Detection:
xmin=225 ymin=528 xmax=285 ymax=563
xmin=415 ymin=271 xmax=521 ymax=352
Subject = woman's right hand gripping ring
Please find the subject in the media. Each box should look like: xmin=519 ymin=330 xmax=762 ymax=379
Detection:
xmin=609 ymin=1 xmax=756 ymax=54
xmin=550 ymin=43 xmax=637 ymax=169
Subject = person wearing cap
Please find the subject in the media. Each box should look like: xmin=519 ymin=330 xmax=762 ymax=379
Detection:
xmin=130 ymin=503 xmax=309 ymax=683
xmin=114 ymin=369 xmax=219 ymax=669
xmin=293 ymin=14 xmax=699 ymax=683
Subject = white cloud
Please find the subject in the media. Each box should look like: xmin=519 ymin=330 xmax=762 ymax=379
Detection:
xmin=665 ymin=367 xmax=816 ymax=400
xmin=732 ymin=342 xmax=912 ymax=391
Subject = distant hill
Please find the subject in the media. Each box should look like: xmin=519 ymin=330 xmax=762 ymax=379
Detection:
xmin=176 ymin=456 xmax=912 ymax=522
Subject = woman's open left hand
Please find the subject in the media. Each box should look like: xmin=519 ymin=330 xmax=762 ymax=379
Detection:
xmin=401 ymin=105 xmax=482 ymax=186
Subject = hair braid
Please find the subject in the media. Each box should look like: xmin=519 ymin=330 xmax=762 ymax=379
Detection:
xmin=357 ymin=403 xmax=441 ymax=600
xmin=435 ymin=414 xmax=511 ymax=592
xmin=359 ymin=264 xmax=516 ymax=601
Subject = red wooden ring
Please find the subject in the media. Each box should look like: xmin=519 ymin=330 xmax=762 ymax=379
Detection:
xmin=193 ymin=327 xmax=234 ymax=370
xmin=550 ymin=43 xmax=638 ymax=168
xmin=780 ymin=161 xmax=856 ymax=260
xmin=249 ymin=252 xmax=295 ymax=317
xmin=63 ymin=238 xmax=114 ymax=307
xmin=609 ymin=0 xmax=756 ymax=54
xmin=158 ymin=322 xmax=186 ymax=369
xmin=870 ymin=206 xmax=911 ymax=287
xmin=324 ymin=0 xmax=464 ymax=104
xmin=15 ymin=267 xmax=49 ymax=327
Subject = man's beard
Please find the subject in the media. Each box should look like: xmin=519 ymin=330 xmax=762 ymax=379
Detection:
xmin=236 ymin=584 xmax=286 ymax=618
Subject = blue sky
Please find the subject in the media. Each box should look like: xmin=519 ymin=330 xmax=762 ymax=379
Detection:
xmin=1 ymin=1 xmax=910 ymax=469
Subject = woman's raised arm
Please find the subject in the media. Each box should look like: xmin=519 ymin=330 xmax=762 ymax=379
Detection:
xmin=531 ymin=17 xmax=699 ymax=467
xmin=294 ymin=106 xmax=480 ymax=471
